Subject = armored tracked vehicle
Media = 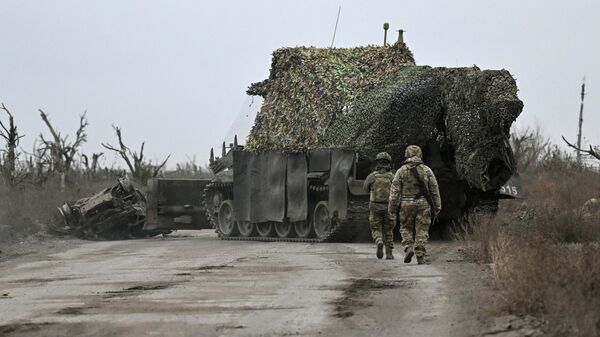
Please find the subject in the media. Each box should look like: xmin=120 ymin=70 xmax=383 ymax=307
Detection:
xmin=203 ymin=144 xmax=371 ymax=242
xmin=145 ymin=34 xmax=523 ymax=241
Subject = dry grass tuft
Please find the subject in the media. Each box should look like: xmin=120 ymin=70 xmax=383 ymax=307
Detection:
xmin=490 ymin=237 xmax=600 ymax=336
xmin=455 ymin=214 xmax=507 ymax=263
xmin=457 ymin=143 xmax=600 ymax=336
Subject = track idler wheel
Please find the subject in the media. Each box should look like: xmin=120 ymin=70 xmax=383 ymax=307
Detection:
xmin=203 ymin=182 xmax=227 ymax=228
xmin=217 ymin=200 xmax=238 ymax=237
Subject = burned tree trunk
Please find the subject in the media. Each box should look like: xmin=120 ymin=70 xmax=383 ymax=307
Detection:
xmin=82 ymin=152 xmax=104 ymax=175
xmin=38 ymin=109 xmax=88 ymax=190
xmin=0 ymin=103 xmax=26 ymax=187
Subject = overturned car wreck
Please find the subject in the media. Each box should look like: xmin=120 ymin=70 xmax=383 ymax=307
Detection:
xmin=57 ymin=177 xmax=168 ymax=240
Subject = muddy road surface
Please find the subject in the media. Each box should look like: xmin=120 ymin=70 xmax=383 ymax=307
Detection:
xmin=0 ymin=231 xmax=519 ymax=337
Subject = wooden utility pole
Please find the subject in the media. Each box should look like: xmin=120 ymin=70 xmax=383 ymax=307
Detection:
xmin=576 ymin=77 xmax=586 ymax=164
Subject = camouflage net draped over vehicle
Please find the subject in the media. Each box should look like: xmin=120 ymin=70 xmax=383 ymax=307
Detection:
xmin=246 ymin=44 xmax=522 ymax=192
xmin=246 ymin=44 xmax=415 ymax=152
xmin=323 ymin=66 xmax=523 ymax=191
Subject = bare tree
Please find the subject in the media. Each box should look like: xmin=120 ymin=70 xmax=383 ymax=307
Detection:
xmin=510 ymin=127 xmax=552 ymax=171
xmin=19 ymin=140 xmax=51 ymax=185
xmin=102 ymin=125 xmax=170 ymax=183
xmin=0 ymin=103 xmax=26 ymax=186
xmin=562 ymin=136 xmax=600 ymax=161
xmin=37 ymin=109 xmax=89 ymax=190
xmin=82 ymin=152 xmax=104 ymax=173
xmin=38 ymin=109 xmax=88 ymax=174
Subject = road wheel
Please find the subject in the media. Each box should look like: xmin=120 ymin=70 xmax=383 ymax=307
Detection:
xmin=217 ymin=200 xmax=237 ymax=237
xmin=294 ymin=221 xmax=313 ymax=238
xmin=203 ymin=183 xmax=225 ymax=228
xmin=275 ymin=220 xmax=294 ymax=238
xmin=313 ymin=201 xmax=331 ymax=240
xmin=237 ymin=221 xmax=255 ymax=237
xmin=256 ymin=222 xmax=275 ymax=237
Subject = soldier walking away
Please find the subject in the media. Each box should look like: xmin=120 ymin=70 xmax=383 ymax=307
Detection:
xmin=363 ymin=152 xmax=396 ymax=260
xmin=389 ymin=145 xmax=441 ymax=264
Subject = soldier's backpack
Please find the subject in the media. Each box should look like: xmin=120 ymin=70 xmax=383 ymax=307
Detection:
xmin=371 ymin=171 xmax=394 ymax=203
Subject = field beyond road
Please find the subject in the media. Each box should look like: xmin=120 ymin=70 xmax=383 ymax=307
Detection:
xmin=0 ymin=231 xmax=540 ymax=337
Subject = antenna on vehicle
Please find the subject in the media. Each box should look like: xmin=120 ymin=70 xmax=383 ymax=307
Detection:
xmin=397 ymin=29 xmax=405 ymax=44
xmin=330 ymin=6 xmax=341 ymax=48
xmin=383 ymin=22 xmax=390 ymax=46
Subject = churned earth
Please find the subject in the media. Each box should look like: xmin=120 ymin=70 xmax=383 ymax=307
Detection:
xmin=0 ymin=231 xmax=538 ymax=337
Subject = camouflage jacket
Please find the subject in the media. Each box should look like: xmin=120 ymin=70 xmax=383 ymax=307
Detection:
xmin=363 ymin=168 xmax=394 ymax=211
xmin=388 ymin=157 xmax=441 ymax=211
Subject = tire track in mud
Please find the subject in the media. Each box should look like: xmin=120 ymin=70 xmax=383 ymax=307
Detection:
xmin=0 ymin=322 xmax=56 ymax=336
xmin=330 ymin=278 xmax=417 ymax=318
xmin=318 ymin=244 xmax=452 ymax=337
xmin=47 ymin=263 xmax=236 ymax=317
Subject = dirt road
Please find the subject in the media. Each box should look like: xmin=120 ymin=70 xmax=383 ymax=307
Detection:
xmin=0 ymin=231 xmax=529 ymax=337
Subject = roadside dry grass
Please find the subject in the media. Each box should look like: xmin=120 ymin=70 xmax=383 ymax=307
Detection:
xmin=0 ymin=174 xmax=118 ymax=246
xmin=0 ymin=166 xmax=209 ymax=247
xmin=460 ymin=164 xmax=600 ymax=336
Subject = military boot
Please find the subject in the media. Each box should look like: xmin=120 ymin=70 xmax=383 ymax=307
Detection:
xmin=385 ymin=248 xmax=394 ymax=260
xmin=376 ymin=239 xmax=384 ymax=259
xmin=403 ymin=246 xmax=414 ymax=263
xmin=416 ymin=255 xmax=426 ymax=265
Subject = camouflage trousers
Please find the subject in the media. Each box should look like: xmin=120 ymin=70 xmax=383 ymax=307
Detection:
xmin=369 ymin=210 xmax=396 ymax=250
xmin=399 ymin=201 xmax=431 ymax=257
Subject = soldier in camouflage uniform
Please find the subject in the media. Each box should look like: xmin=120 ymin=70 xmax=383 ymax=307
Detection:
xmin=363 ymin=152 xmax=396 ymax=259
xmin=389 ymin=145 xmax=441 ymax=264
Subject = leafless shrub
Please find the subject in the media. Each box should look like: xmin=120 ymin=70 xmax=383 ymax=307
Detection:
xmin=102 ymin=125 xmax=170 ymax=183
xmin=20 ymin=141 xmax=54 ymax=185
xmin=467 ymin=144 xmax=600 ymax=336
xmin=510 ymin=127 xmax=552 ymax=172
xmin=164 ymin=156 xmax=212 ymax=178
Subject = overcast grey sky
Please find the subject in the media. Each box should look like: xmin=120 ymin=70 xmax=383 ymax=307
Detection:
xmin=1 ymin=0 xmax=598 ymax=167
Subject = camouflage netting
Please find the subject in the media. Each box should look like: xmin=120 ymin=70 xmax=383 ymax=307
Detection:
xmin=246 ymin=43 xmax=523 ymax=192
xmin=323 ymin=66 xmax=523 ymax=190
xmin=246 ymin=43 xmax=415 ymax=151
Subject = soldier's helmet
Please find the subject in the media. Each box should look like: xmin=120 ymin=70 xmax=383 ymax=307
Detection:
xmin=375 ymin=152 xmax=392 ymax=162
xmin=405 ymin=145 xmax=422 ymax=158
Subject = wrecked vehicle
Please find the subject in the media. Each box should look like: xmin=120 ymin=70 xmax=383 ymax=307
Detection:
xmin=57 ymin=177 xmax=168 ymax=240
